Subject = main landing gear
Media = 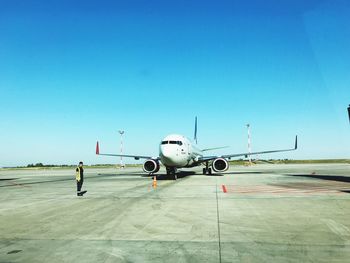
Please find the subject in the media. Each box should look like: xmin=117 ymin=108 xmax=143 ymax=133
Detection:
xmin=202 ymin=162 xmax=212 ymax=175
xmin=166 ymin=167 xmax=177 ymax=180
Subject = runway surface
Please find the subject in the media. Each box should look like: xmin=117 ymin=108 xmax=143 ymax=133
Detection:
xmin=1 ymin=163 xmax=350 ymax=262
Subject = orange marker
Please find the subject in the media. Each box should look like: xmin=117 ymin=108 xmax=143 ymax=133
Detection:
xmin=152 ymin=176 xmax=157 ymax=189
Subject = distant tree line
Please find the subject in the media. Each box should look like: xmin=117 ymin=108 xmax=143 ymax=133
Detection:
xmin=23 ymin=163 xmax=118 ymax=168
xmin=26 ymin=163 xmax=73 ymax=168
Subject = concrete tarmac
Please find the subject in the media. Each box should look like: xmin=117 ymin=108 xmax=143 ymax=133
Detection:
xmin=0 ymin=163 xmax=350 ymax=262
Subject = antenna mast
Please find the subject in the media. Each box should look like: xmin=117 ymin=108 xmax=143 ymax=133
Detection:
xmin=118 ymin=130 xmax=125 ymax=168
xmin=246 ymin=124 xmax=252 ymax=164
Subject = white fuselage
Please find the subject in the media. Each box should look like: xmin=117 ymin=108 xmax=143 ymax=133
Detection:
xmin=159 ymin=134 xmax=203 ymax=168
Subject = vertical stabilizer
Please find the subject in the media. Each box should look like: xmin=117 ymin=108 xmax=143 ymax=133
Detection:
xmin=96 ymin=141 xmax=100 ymax=155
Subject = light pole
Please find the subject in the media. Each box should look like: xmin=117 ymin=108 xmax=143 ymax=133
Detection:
xmin=118 ymin=130 xmax=125 ymax=168
xmin=246 ymin=124 xmax=252 ymax=164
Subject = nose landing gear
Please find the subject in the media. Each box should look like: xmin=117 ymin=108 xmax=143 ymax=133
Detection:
xmin=166 ymin=167 xmax=177 ymax=180
xmin=202 ymin=162 xmax=212 ymax=175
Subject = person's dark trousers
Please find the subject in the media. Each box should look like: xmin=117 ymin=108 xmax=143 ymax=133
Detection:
xmin=77 ymin=180 xmax=84 ymax=192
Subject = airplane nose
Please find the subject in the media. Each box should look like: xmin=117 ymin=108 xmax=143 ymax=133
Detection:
xmin=161 ymin=147 xmax=173 ymax=158
xmin=160 ymin=146 xmax=179 ymax=166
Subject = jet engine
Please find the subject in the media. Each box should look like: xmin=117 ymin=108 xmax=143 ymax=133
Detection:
xmin=143 ymin=159 xmax=160 ymax=174
xmin=212 ymin=158 xmax=229 ymax=172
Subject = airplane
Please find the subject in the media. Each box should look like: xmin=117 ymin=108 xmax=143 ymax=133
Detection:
xmin=96 ymin=117 xmax=297 ymax=180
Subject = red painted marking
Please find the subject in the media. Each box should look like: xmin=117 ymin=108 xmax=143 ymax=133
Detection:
xmin=220 ymin=184 xmax=348 ymax=196
xmin=222 ymin=185 xmax=227 ymax=193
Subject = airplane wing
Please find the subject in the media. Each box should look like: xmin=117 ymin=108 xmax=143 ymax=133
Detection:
xmin=201 ymin=146 xmax=230 ymax=152
xmin=198 ymin=136 xmax=298 ymax=162
xmin=96 ymin=142 xmax=157 ymax=160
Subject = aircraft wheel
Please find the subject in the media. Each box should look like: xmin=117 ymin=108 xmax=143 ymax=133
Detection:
xmin=208 ymin=168 xmax=212 ymax=175
xmin=203 ymin=168 xmax=207 ymax=175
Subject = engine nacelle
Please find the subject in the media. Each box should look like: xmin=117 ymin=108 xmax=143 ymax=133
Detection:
xmin=143 ymin=159 xmax=160 ymax=174
xmin=212 ymin=158 xmax=229 ymax=172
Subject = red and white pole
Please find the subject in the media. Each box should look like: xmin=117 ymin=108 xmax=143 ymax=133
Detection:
xmin=246 ymin=124 xmax=252 ymax=164
xmin=118 ymin=130 xmax=125 ymax=168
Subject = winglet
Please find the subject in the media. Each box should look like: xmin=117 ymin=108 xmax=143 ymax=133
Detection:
xmin=294 ymin=135 xmax=298 ymax=150
xmin=194 ymin=116 xmax=198 ymax=144
xmin=96 ymin=141 xmax=100 ymax=155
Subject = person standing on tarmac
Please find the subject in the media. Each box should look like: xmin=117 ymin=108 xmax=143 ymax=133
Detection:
xmin=76 ymin=161 xmax=87 ymax=196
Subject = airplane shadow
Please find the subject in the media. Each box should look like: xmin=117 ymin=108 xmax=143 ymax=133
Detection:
xmin=156 ymin=171 xmax=197 ymax=180
xmin=284 ymin=174 xmax=350 ymax=184
xmin=99 ymin=171 xmax=226 ymax=179
xmin=0 ymin=178 xmax=16 ymax=181
xmin=221 ymin=171 xmax=265 ymax=175
xmin=98 ymin=171 xmax=199 ymax=180
xmin=206 ymin=173 xmax=224 ymax=177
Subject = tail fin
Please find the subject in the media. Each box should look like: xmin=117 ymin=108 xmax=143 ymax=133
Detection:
xmin=194 ymin=116 xmax=198 ymax=144
xmin=96 ymin=141 xmax=100 ymax=155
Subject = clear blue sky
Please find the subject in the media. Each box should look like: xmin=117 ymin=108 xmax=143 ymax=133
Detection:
xmin=0 ymin=0 xmax=349 ymax=167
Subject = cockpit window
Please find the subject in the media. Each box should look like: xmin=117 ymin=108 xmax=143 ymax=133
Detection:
xmin=161 ymin=140 xmax=183 ymax=145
